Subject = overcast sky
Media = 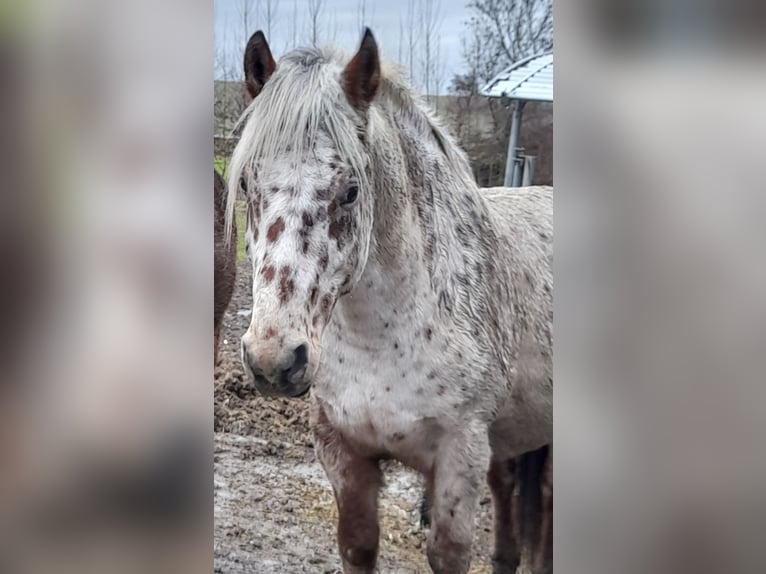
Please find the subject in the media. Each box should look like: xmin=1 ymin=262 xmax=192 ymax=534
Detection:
xmin=214 ymin=0 xmax=472 ymax=94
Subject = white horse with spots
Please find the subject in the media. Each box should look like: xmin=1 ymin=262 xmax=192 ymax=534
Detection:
xmin=227 ymin=29 xmax=552 ymax=574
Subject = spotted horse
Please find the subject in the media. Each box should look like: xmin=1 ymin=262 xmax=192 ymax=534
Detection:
xmin=227 ymin=28 xmax=553 ymax=574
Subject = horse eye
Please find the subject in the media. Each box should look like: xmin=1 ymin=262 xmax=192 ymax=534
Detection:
xmin=342 ymin=183 xmax=359 ymax=206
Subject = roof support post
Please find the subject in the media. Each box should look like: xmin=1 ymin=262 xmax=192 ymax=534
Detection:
xmin=504 ymin=99 xmax=526 ymax=187
xmin=521 ymin=155 xmax=536 ymax=186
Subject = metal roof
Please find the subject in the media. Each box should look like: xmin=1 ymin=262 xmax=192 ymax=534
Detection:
xmin=480 ymin=53 xmax=553 ymax=102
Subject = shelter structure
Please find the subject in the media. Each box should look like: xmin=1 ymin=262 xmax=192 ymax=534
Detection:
xmin=481 ymin=53 xmax=553 ymax=186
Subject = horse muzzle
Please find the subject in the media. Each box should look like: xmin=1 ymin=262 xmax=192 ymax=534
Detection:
xmin=241 ymin=338 xmax=312 ymax=398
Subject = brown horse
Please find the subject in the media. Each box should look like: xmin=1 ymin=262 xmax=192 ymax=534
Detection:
xmin=214 ymin=169 xmax=237 ymax=364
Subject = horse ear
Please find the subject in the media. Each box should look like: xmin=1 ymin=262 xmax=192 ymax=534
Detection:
xmin=244 ymin=30 xmax=276 ymax=99
xmin=342 ymin=28 xmax=381 ymax=108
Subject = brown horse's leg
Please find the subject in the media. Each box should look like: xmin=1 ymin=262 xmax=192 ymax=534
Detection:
xmin=487 ymin=455 xmax=519 ymax=574
xmin=517 ymin=446 xmax=548 ymax=574
xmin=311 ymin=401 xmax=382 ymax=574
xmin=536 ymin=449 xmax=553 ymax=574
xmin=426 ymin=430 xmax=490 ymax=574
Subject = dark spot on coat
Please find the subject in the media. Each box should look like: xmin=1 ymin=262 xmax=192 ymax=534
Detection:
xmin=319 ymin=249 xmax=329 ymax=271
xmin=392 ymin=432 xmax=405 ymax=441
xmin=309 ymin=286 xmax=319 ymax=306
xmin=385 ymin=386 xmax=391 ymax=392
xmin=320 ymin=294 xmax=332 ymax=319
xmin=329 ymin=217 xmax=347 ymax=241
xmin=261 ymin=265 xmax=276 ymax=283
xmin=427 ymin=371 xmax=436 ymax=380
xmin=425 ymin=327 xmax=433 ymax=341
xmin=267 ymin=217 xmax=285 ymax=242
xmin=278 ymin=267 xmax=295 ymax=304
xmin=394 ymin=342 xmax=399 ymax=350
xmin=265 ymin=326 xmax=276 ymax=339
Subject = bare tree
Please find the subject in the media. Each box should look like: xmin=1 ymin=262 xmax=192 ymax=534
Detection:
xmin=464 ymin=0 xmax=553 ymax=85
xmin=431 ymin=36 xmax=446 ymax=103
xmin=403 ymin=0 xmax=418 ymax=87
xmin=357 ymin=0 xmax=367 ymax=30
xmin=307 ymin=0 xmax=325 ymax=47
xmin=328 ymin=11 xmax=339 ymax=43
xmin=290 ymin=0 xmax=298 ymax=46
xmin=237 ymin=0 xmax=257 ymax=52
xmin=261 ymin=0 xmax=280 ymax=39
xmin=418 ymin=0 xmax=442 ymax=100
xmin=214 ymin=11 xmax=231 ymax=83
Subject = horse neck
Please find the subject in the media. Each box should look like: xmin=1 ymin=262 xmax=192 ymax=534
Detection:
xmin=365 ymin=94 xmax=480 ymax=291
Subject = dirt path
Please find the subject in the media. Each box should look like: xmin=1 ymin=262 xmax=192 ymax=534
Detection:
xmin=214 ymin=261 xmax=494 ymax=573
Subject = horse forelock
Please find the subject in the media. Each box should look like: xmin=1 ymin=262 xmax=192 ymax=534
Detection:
xmin=226 ymin=47 xmax=370 ymax=244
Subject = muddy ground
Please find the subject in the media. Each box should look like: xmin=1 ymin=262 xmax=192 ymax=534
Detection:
xmin=214 ymin=260 xmax=495 ymax=573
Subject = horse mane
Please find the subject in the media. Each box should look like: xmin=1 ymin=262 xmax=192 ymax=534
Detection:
xmin=225 ymin=45 xmax=475 ymax=243
xmin=375 ymin=67 xmax=476 ymax=189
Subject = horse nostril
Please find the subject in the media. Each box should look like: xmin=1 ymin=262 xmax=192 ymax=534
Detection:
xmin=281 ymin=343 xmax=308 ymax=383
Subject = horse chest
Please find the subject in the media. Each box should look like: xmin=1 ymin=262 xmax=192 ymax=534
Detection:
xmin=313 ymin=325 xmax=452 ymax=466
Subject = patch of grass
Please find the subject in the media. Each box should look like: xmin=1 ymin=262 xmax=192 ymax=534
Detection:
xmin=235 ymin=201 xmax=248 ymax=262
xmin=214 ymin=156 xmax=230 ymax=178
xmin=215 ymin=156 xmax=248 ymax=262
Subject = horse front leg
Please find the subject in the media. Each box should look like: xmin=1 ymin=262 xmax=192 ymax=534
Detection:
xmin=426 ymin=426 xmax=490 ymax=574
xmin=311 ymin=400 xmax=382 ymax=574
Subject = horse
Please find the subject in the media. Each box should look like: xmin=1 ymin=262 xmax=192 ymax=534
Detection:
xmin=227 ymin=29 xmax=553 ymax=574
xmin=214 ymin=168 xmax=237 ymax=364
